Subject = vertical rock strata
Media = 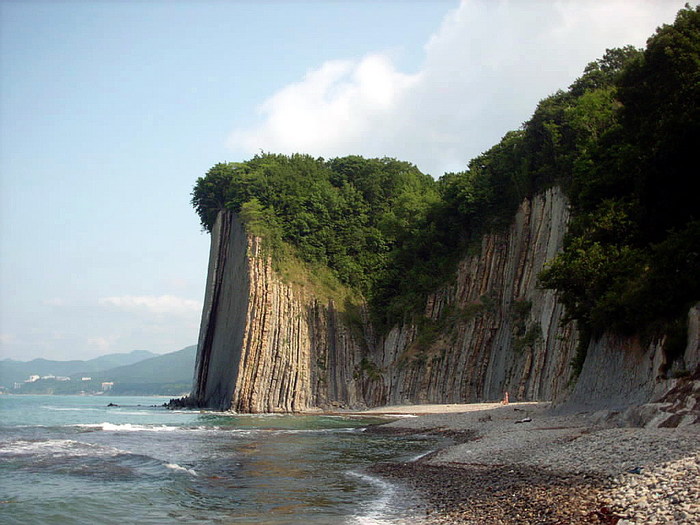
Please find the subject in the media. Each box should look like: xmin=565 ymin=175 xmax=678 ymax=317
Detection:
xmin=230 ymin=236 xmax=366 ymax=412
xmin=372 ymin=187 xmax=578 ymax=406
xmin=191 ymin=188 xmax=589 ymax=412
xmin=567 ymin=305 xmax=700 ymax=412
xmin=191 ymin=210 xmax=367 ymax=412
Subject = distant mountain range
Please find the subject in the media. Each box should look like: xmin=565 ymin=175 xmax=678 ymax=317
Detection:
xmin=90 ymin=346 xmax=196 ymax=384
xmin=0 ymin=346 xmax=196 ymax=395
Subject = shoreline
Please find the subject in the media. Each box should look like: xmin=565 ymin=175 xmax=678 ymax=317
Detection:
xmin=357 ymin=402 xmax=699 ymax=524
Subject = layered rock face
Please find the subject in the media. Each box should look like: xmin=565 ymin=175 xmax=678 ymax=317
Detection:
xmin=190 ymin=212 xmax=250 ymax=410
xmin=190 ymin=211 xmax=367 ymax=412
xmin=190 ymin=188 xmax=586 ymax=412
xmin=189 ymin=188 xmax=698 ymax=412
xmin=566 ymin=305 xmax=700 ymax=415
xmin=369 ymin=188 xmax=578 ymax=406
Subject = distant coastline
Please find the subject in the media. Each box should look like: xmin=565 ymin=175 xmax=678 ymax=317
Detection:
xmin=0 ymin=345 xmax=195 ymax=395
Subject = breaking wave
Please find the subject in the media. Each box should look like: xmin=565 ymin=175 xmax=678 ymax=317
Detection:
xmin=0 ymin=438 xmax=124 ymax=458
xmin=164 ymin=463 xmax=198 ymax=476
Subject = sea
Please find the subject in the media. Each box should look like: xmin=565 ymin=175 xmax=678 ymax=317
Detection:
xmin=0 ymin=395 xmax=439 ymax=524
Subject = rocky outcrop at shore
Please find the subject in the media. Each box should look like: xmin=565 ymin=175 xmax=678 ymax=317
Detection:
xmin=190 ymin=211 xmax=249 ymax=410
xmin=187 ymin=187 xmax=699 ymax=415
xmin=567 ymin=304 xmax=700 ymax=414
xmin=188 ymin=189 xmax=585 ymax=412
xmin=188 ymin=211 xmax=367 ymax=412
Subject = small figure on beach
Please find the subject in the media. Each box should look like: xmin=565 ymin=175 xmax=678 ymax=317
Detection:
xmin=501 ymin=391 xmax=509 ymax=405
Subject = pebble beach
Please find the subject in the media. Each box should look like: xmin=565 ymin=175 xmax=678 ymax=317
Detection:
xmin=361 ymin=402 xmax=700 ymax=524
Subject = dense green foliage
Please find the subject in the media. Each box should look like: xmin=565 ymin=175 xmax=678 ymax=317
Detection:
xmin=538 ymin=6 xmax=700 ymax=349
xmin=193 ymin=6 xmax=699 ymax=348
xmin=192 ymin=154 xmax=439 ymax=301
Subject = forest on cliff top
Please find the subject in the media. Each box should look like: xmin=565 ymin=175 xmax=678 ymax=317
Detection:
xmin=192 ymin=6 xmax=699 ymax=365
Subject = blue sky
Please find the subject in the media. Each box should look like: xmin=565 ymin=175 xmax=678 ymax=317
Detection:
xmin=0 ymin=0 xmax=686 ymax=361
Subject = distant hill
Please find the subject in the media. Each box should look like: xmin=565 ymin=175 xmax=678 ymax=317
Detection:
xmin=2 ymin=346 xmax=197 ymax=396
xmin=78 ymin=350 xmax=157 ymax=374
xmin=90 ymin=346 xmax=195 ymax=383
xmin=0 ymin=350 xmax=157 ymax=389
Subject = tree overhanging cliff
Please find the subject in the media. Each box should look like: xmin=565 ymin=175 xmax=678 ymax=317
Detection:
xmin=185 ymin=6 xmax=699 ymax=412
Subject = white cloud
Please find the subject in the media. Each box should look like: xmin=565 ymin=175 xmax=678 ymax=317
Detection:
xmin=229 ymin=0 xmax=685 ymax=176
xmin=99 ymin=295 xmax=202 ymax=316
xmin=229 ymin=54 xmax=419 ymax=159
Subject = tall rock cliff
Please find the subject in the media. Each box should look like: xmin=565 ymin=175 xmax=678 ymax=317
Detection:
xmin=190 ymin=211 xmax=367 ymax=412
xmin=189 ymin=187 xmax=588 ymax=412
xmin=368 ymin=187 xmax=578 ymax=406
xmin=191 ymin=212 xmax=249 ymax=410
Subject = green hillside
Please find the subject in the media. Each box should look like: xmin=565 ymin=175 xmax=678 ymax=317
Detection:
xmin=91 ymin=345 xmax=196 ymax=395
xmin=3 ymin=346 xmax=196 ymax=395
xmin=0 ymin=350 xmax=156 ymax=389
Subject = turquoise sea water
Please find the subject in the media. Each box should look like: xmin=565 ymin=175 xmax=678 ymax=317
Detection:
xmin=0 ymin=395 xmax=436 ymax=524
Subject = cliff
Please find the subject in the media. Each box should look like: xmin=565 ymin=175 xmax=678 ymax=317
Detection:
xmin=188 ymin=188 xmax=699 ymax=415
xmin=563 ymin=304 xmax=700 ymax=426
xmin=190 ymin=211 xmax=367 ymax=412
xmin=191 ymin=212 xmax=249 ymax=410
xmin=369 ymin=187 xmax=578 ymax=406
xmin=189 ymin=187 xmax=592 ymax=412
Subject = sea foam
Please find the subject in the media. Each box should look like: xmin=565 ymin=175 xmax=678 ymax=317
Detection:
xmin=0 ymin=439 xmax=124 ymax=458
xmin=346 ymin=471 xmax=397 ymax=524
xmin=75 ymin=422 xmax=181 ymax=432
xmin=165 ymin=463 xmax=198 ymax=476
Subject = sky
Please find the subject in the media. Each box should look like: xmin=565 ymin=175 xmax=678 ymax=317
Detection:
xmin=0 ymin=0 xmax=688 ymax=362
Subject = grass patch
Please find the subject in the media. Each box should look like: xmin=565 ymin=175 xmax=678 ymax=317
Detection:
xmin=513 ymin=323 xmax=542 ymax=354
xmin=353 ymin=358 xmax=383 ymax=381
xmin=250 ymin=233 xmax=365 ymax=315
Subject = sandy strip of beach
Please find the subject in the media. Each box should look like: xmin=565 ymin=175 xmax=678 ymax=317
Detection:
xmin=362 ymin=402 xmax=540 ymax=415
xmin=360 ymin=402 xmax=700 ymax=524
